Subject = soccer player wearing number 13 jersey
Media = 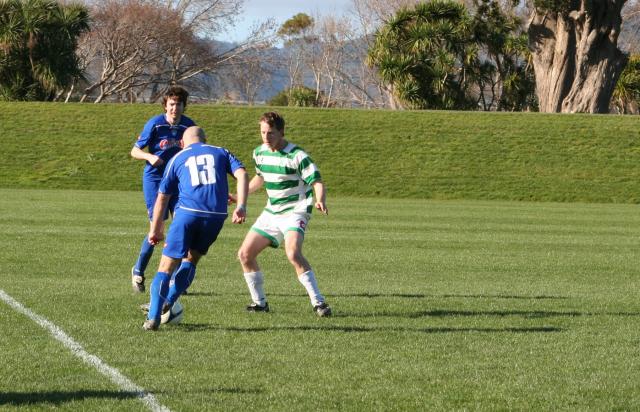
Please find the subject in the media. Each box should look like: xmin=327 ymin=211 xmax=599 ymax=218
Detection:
xmin=142 ymin=126 xmax=248 ymax=331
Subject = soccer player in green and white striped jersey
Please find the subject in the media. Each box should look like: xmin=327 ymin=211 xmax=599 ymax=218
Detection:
xmin=237 ymin=112 xmax=332 ymax=317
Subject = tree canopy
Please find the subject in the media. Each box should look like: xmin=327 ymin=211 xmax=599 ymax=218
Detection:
xmin=0 ymin=0 xmax=89 ymax=100
xmin=368 ymin=1 xmax=475 ymax=110
xmin=367 ymin=0 xmax=535 ymax=110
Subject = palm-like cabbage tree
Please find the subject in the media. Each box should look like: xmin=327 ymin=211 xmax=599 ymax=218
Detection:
xmin=367 ymin=1 xmax=475 ymax=110
xmin=0 ymin=0 xmax=89 ymax=100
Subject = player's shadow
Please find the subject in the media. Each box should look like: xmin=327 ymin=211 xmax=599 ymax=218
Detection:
xmin=0 ymin=390 xmax=138 ymax=406
xmin=340 ymin=309 xmax=586 ymax=319
xmin=240 ymin=292 xmax=569 ymax=300
xmin=162 ymin=387 xmax=264 ymax=396
xmin=179 ymin=323 xmax=563 ymax=334
xmin=331 ymin=293 xmax=569 ymax=300
xmin=181 ymin=291 xmax=215 ymax=297
xmin=335 ymin=309 xmax=640 ymax=319
xmin=410 ymin=309 xmax=584 ymax=318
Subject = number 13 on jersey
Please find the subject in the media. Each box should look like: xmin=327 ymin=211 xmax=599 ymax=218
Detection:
xmin=185 ymin=154 xmax=216 ymax=186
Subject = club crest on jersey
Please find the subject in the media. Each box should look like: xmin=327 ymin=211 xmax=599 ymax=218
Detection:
xmin=298 ymin=220 xmax=307 ymax=230
xmin=171 ymin=129 xmax=178 ymax=137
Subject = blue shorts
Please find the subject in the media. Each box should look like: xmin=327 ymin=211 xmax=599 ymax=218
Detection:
xmin=162 ymin=211 xmax=225 ymax=259
xmin=143 ymin=176 xmax=177 ymax=220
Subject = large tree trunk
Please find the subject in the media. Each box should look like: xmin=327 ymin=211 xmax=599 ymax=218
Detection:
xmin=528 ymin=1 xmax=628 ymax=113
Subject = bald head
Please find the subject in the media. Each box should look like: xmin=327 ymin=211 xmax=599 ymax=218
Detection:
xmin=183 ymin=126 xmax=206 ymax=147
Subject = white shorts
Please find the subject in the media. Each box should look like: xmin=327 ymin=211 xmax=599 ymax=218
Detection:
xmin=251 ymin=211 xmax=310 ymax=248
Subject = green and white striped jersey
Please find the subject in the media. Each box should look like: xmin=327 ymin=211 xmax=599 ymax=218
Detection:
xmin=253 ymin=142 xmax=321 ymax=215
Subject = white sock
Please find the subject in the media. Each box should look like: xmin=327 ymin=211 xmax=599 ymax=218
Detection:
xmin=298 ymin=270 xmax=324 ymax=307
xmin=243 ymin=271 xmax=266 ymax=306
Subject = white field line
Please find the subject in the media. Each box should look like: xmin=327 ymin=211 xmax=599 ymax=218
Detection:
xmin=0 ymin=289 xmax=170 ymax=412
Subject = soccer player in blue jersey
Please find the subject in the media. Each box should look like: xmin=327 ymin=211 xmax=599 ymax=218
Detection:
xmin=143 ymin=126 xmax=248 ymax=331
xmin=130 ymin=86 xmax=196 ymax=293
xmin=237 ymin=112 xmax=332 ymax=317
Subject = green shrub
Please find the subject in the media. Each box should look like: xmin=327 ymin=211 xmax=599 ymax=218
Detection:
xmin=268 ymin=86 xmax=319 ymax=107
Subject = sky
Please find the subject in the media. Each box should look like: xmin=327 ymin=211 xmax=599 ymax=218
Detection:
xmin=224 ymin=0 xmax=354 ymax=42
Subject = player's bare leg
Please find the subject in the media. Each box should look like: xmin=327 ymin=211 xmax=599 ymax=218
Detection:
xmin=238 ymin=231 xmax=272 ymax=311
xmin=284 ymin=231 xmax=331 ymax=317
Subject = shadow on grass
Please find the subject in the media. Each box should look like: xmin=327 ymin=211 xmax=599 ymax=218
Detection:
xmin=181 ymin=291 xmax=215 ymax=297
xmin=336 ymin=309 xmax=640 ymax=319
xmin=411 ymin=309 xmax=584 ymax=318
xmin=333 ymin=293 xmax=569 ymax=300
xmin=212 ymin=292 xmax=568 ymax=300
xmin=178 ymin=323 xmax=562 ymax=334
xmin=170 ymin=387 xmax=264 ymax=395
xmin=0 ymin=390 xmax=138 ymax=406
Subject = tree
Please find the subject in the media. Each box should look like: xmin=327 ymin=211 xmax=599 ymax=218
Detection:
xmin=367 ymin=1 xmax=476 ymax=109
xmin=78 ymin=0 xmax=183 ymax=103
xmin=226 ymin=47 xmax=273 ymax=104
xmin=278 ymin=13 xmax=314 ymax=93
xmin=0 ymin=0 xmax=89 ymax=101
xmin=142 ymin=0 xmax=274 ymax=100
xmin=314 ymin=15 xmax=353 ymax=107
xmin=350 ymin=0 xmax=424 ymax=108
xmin=77 ymin=0 xmax=273 ymax=103
xmin=528 ymin=0 xmax=629 ymax=113
xmin=155 ymin=0 xmax=242 ymax=37
xmin=469 ymin=0 xmax=536 ymax=111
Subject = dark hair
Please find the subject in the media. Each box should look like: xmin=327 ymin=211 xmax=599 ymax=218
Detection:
xmin=162 ymin=86 xmax=189 ymax=108
xmin=259 ymin=111 xmax=285 ymax=132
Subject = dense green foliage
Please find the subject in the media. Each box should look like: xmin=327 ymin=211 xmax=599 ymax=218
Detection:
xmin=277 ymin=12 xmax=314 ymax=38
xmin=0 ymin=0 xmax=89 ymax=101
xmin=267 ymin=86 xmax=320 ymax=107
xmin=369 ymin=1 xmax=474 ymax=110
xmin=533 ymin=0 xmax=572 ymax=13
xmin=1 ymin=102 xmax=640 ymax=203
xmin=613 ymin=54 xmax=640 ymax=114
xmin=2 ymin=189 xmax=640 ymax=410
xmin=368 ymin=0 xmax=534 ymax=111
xmin=471 ymin=0 xmax=536 ymax=111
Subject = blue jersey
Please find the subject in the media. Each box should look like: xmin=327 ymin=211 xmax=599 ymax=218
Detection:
xmin=134 ymin=114 xmax=196 ymax=179
xmin=160 ymin=143 xmax=245 ymax=218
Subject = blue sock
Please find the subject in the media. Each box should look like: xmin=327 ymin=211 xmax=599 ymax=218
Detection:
xmin=148 ymin=272 xmax=170 ymax=322
xmin=166 ymin=262 xmax=196 ymax=306
xmin=133 ymin=236 xmax=155 ymax=276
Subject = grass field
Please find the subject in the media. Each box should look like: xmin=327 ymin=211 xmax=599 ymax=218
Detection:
xmin=2 ymin=188 xmax=640 ymax=410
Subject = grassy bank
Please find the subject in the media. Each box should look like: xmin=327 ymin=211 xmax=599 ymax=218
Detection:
xmin=1 ymin=102 xmax=639 ymax=202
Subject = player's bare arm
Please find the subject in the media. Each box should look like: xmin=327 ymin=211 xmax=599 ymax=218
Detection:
xmin=131 ymin=146 xmax=163 ymax=167
xmin=248 ymin=175 xmax=264 ymax=194
xmin=148 ymin=193 xmax=171 ymax=244
xmin=232 ymin=168 xmax=249 ymax=224
xmin=230 ymin=174 xmax=263 ymax=203
xmin=312 ymin=181 xmax=328 ymax=215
